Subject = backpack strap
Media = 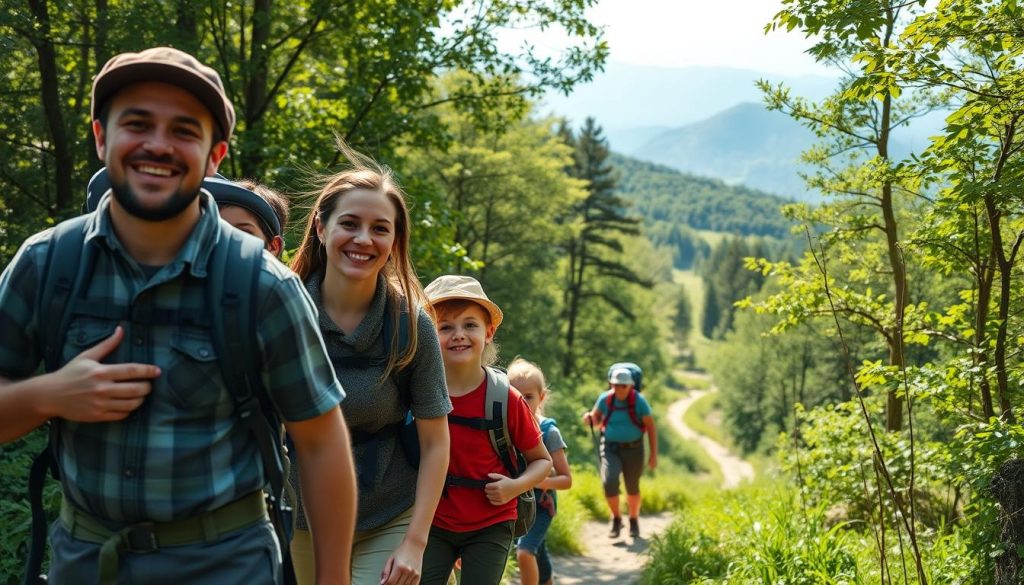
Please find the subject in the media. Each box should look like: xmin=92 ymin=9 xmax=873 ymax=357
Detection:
xmin=601 ymin=389 xmax=644 ymax=433
xmin=484 ymin=367 xmax=519 ymax=475
xmin=444 ymin=367 xmax=522 ymax=493
xmin=39 ymin=216 xmax=95 ymax=372
xmin=206 ymin=223 xmax=291 ymax=551
xmin=26 ymin=216 xmax=95 ymax=585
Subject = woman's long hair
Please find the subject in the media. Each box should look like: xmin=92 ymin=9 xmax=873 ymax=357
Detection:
xmin=291 ymin=139 xmax=423 ymax=376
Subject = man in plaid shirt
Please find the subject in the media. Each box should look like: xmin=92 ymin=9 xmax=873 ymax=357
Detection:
xmin=0 ymin=47 xmax=356 ymax=584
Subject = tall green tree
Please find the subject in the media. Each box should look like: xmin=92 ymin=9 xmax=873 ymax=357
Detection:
xmin=759 ymin=0 xmax=941 ymax=432
xmin=401 ymin=82 xmax=586 ymax=376
xmin=0 ymin=0 xmax=608 ymax=263
xmin=559 ymin=117 xmax=649 ymax=377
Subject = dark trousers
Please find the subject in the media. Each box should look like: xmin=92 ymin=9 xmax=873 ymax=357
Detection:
xmin=421 ymin=521 xmax=514 ymax=585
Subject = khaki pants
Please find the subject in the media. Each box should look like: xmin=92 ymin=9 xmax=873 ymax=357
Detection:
xmin=291 ymin=507 xmax=413 ymax=585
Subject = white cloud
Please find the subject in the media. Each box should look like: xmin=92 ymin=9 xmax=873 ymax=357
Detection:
xmin=500 ymin=0 xmax=834 ymax=77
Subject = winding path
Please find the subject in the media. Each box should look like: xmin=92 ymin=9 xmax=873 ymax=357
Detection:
xmin=667 ymin=388 xmax=754 ymax=488
xmin=542 ymin=385 xmax=752 ymax=584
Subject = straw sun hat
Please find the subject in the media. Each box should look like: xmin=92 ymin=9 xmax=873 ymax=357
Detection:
xmin=424 ymin=275 xmax=503 ymax=328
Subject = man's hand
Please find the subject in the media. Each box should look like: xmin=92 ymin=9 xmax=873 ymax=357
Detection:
xmin=484 ymin=473 xmax=519 ymax=506
xmin=582 ymin=411 xmax=593 ymax=427
xmin=42 ymin=326 xmax=158 ymax=422
xmin=648 ymin=453 xmax=657 ymax=471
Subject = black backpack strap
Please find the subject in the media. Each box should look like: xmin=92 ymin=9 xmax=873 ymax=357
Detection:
xmin=206 ymin=225 xmax=291 ymax=551
xmin=26 ymin=216 xmax=95 ymax=585
xmin=484 ymin=367 xmax=520 ymax=476
xmin=39 ymin=216 xmax=94 ymax=372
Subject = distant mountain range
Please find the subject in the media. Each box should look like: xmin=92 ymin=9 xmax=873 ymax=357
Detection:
xmin=631 ymin=103 xmax=814 ymax=201
xmin=547 ymin=63 xmax=947 ymax=202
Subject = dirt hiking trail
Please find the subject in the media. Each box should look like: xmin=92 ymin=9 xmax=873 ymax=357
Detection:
xmin=536 ymin=383 xmax=752 ymax=584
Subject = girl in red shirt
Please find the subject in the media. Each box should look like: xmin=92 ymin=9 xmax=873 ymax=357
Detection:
xmin=421 ymin=275 xmax=552 ymax=585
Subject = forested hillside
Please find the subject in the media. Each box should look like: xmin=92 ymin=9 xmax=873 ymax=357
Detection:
xmin=611 ymin=153 xmax=796 ymax=269
xmin=612 ymin=153 xmax=794 ymax=238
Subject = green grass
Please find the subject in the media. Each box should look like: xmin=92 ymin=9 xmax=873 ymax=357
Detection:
xmin=639 ymin=475 xmax=986 ymax=585
xmin=683 ymin=391 xmax=725 ymax=445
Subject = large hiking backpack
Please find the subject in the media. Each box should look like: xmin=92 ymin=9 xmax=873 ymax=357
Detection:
xmin=602 ymin=362 xmax=645 ymax=434
xmin=23 ymin=213 xmax=293 ymax=584
xmin=445 ymin=367 xmax=537 ymax=537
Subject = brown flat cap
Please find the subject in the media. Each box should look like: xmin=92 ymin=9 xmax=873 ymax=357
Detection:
xmin=91 ymin=47 xmax=235 ymax=140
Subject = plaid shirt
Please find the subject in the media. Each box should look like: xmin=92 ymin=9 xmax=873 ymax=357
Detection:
xmin=0 ymin=192 xmax=344 ymax=523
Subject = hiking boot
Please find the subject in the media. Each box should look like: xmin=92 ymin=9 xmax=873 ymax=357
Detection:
xmin=629 ymin=517 xmax=640 ymax=538
xmin=608 ymin=516 xmax=623 ymax=538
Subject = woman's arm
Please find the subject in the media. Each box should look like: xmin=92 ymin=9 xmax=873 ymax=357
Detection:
xmin=379 ymin=415 xmax=449 ymax=585
xmin=537 ymin=446 xmax=572 ymax=491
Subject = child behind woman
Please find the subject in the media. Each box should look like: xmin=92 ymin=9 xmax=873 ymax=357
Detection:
xmin=509 ymin=358 xmax=572 ymax=585
xmin=422 ymin=275 xmax=553 ymax=585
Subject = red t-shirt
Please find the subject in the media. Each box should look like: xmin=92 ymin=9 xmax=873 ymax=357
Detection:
xmin=432 ymin=378 xmax=541 ymax=532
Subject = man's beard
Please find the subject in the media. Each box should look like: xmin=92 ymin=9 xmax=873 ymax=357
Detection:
xmin=110 ymin=180 xmax=201 ymax=221
xmin=109 ymin=153 xmax=206 ymax=222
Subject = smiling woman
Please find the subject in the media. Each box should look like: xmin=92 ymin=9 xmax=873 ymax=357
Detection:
xmin=286 ymin=140 xmax=452 ymax=585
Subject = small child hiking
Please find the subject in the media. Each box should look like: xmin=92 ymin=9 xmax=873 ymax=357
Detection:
xmin=422 ymin=275 xmax=553 ymax=585
xmin=582 ymin=365 xmax=657 ymax=539
xmin=509 ymin=358 xmax=572 ymax=585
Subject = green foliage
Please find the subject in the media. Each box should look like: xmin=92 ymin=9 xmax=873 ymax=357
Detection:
xmin=642 ymin=482 xmax=861 ymax=585
xmin=1 ymin=431 xmax=60 ymax=584
xmin=0 ymin=0 xmax=608 ymax=263
xmin=612 ymin=153 xmax=797 ymax=241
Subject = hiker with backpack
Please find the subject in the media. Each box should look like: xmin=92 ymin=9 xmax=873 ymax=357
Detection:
xmin=221 ymin=178 xmax=290 ymax=258
xmin=582 ymin=364 xmax=657 ymax=539
xmin=509 ymin=357 xmax=572 ymax=585
xmin=288 ymin=145 xmax=452 ymax=585
xmin=421 ymin=275 xmax=552 ymax=585
xmin=0 ymin=47 xmax=356 ymax=584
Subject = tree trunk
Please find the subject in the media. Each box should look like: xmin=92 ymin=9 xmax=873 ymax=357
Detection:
xmin=241 ymin=0 xmax=272 ymax=176
xmin=878 ymin=8 xmax=905 ymax=432
xmin=975 ymin=258 xmax=995 ymax=419
xmin=990 ymin=459 xmax=1024 ymax=584
xmin=28 ymin=0 xmax=74 ymax=215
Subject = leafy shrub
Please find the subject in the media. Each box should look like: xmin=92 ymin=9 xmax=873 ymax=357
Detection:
xmin=642 ymin=518 xmax=728 ymax=584
xmin=2 ymin=430 xmax=59 ymax=585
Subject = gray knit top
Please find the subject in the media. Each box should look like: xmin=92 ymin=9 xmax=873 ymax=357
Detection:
xmin=290 ymin=271 xmax=451 ymax=531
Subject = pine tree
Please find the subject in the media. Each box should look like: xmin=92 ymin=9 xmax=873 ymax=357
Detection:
xmin=560 ymin=117 xmax=649 ymax=377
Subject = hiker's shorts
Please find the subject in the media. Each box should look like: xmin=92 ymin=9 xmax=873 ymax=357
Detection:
xmin=600 ymin=439 xmax=644 ymax=497
xmin=516 ymin=506 xmax=553 ymax=554
xmin=47 ymin=517 xmax=280 ymax=584
xmin=292 ymin=506 xmax=412 ymax=585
